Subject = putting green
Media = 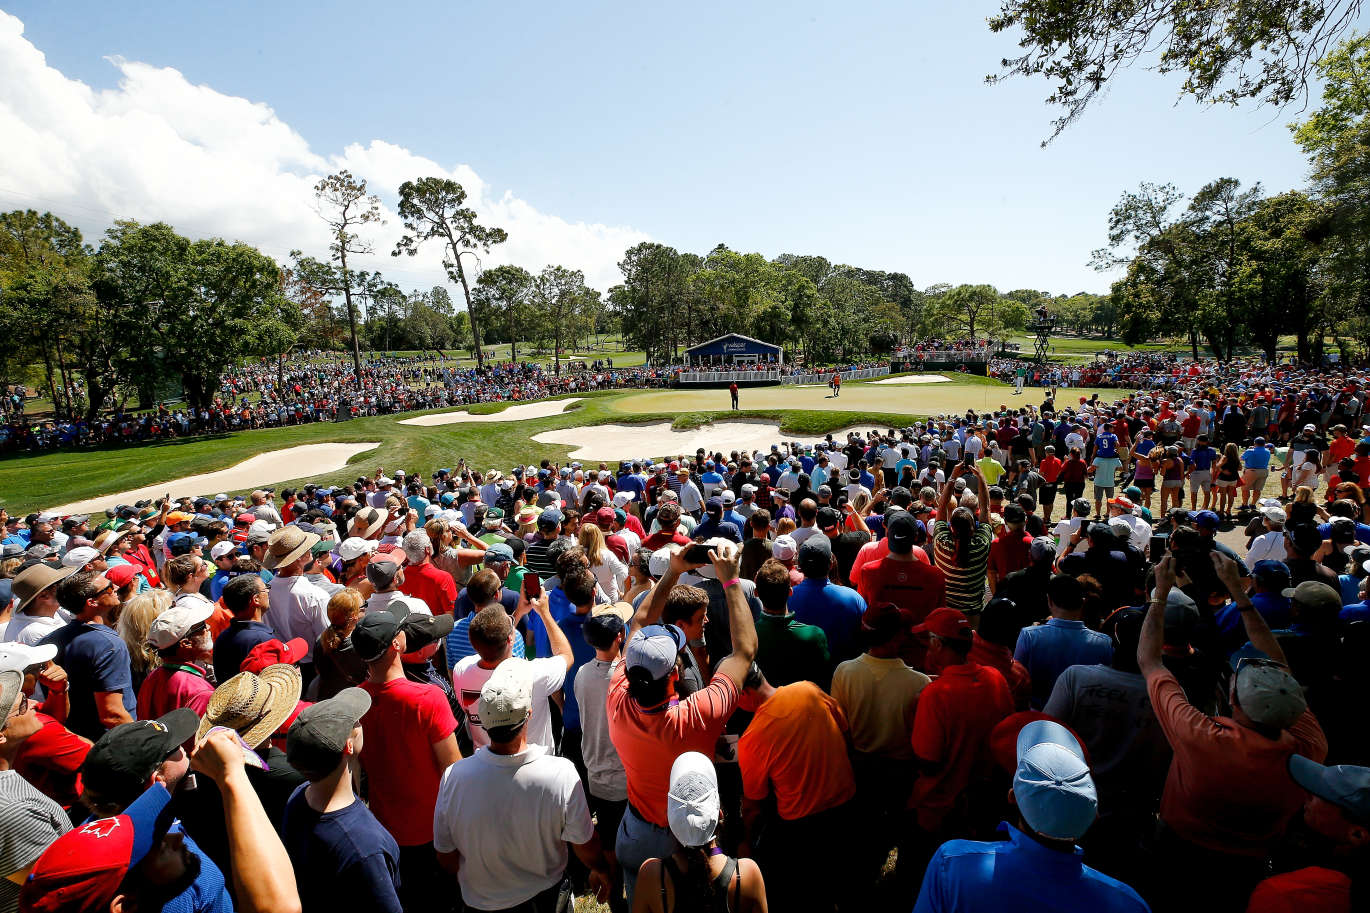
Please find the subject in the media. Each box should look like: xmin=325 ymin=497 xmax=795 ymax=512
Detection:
xmin=611 ymin=383 xmax=1125 ymax=417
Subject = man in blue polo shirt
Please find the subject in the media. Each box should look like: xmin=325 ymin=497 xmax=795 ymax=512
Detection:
xmin=1013 ymin=574 xmax=1113 ymax=709
xmin=43 ymin=570 xmax=136 ymax=740
xmin=914 ymin=719 xmax=1149 ymax=912
xmin=787 ymin=536 xmax=867 ymax=664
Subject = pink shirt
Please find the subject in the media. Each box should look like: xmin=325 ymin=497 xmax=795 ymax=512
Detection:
xmin=136 ymin=664 xmax=214 ymax=729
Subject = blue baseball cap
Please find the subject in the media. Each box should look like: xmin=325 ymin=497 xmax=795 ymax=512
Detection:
xmin=1289 ymin=755 xmax=1370 ymax=825
xmin=624 ymin=624 xmax=686 ymax=681
xmin=1187 ymin=509 xmax=1221 ymax=530
xmin=1013 ymin=720 xmax=1097 ymax=841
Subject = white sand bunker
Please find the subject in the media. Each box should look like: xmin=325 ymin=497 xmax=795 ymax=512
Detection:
xmin=47 ymin=442 xmax=381 ymax=515
xmin=868 ymin=374 xmax=952 ymax=385
xmin=535 ymin=421 xmax=892 ymax=461
xmin=399 ymin=397 xmax=582 ymax=427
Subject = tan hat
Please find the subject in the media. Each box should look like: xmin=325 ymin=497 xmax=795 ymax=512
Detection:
xmin=197 ymin=665 xmax=302 ymax=749
xmin=591 ymin=602 xmax=634 ymax=624
xmin=351 ymin=506 xmax=385 ymax=539
xmin=261 ymin=526 xmax=321 ymax=570
xmin=92 ymin=527 xmax=132 ymax=555
xmin=12 ymin=563 xmax=77 ymax=612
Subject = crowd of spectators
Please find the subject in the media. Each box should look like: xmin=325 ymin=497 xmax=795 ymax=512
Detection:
xmin=1 ymin=367 xmax=1368 ymax=910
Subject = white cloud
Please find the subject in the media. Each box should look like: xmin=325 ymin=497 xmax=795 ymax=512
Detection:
xmin=0 ymin=10 xmax=648 ymax=292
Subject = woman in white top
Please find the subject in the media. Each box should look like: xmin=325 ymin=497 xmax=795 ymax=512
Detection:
xmin=578 ymin=524 xmax=628 ymax=602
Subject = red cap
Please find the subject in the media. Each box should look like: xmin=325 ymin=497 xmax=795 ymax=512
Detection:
xmin=860 ymin=602 xmax=915 ymax=638
xmin=104 ymin=564 xmax=139 ymax=588
xmin=373 ymin=544 xmax=407 ymax=566
xmin=594 ymin=507 xmax=616 ymax=527
xmin=911 ymin=607 xmax=972 ymax=642
xmin=240 ymin=637 xmax=308 ymax=674
xmin=20 ymin=784 xmax=172 ymax=913
xmin=668 ymin=460 xmax=680 ymax=471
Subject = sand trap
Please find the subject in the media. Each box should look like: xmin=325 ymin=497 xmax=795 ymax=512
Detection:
xmin=399 ymin=398 xmax=582 ymax=427
xmin=868 ymin=374 xmax=952 ymax=385
xmin=46 ymin=442 xmax=381 ymax=514
xmin=534 ymin=421 xmax=899 ymax=461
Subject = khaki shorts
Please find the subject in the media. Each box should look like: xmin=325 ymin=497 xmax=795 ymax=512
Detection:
xmin=1243 ymin=469 xmax=1269 ymax=491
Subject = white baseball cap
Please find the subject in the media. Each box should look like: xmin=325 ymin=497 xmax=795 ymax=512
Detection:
xmin=210 ymin=541 xmax=239 ymax=561
xmin=667 ymin=751 xmax=721 ymax=847
xmin=60 ymin=546 xmax=100 ymax=569
xmin=338 ymin=537 xmax=379 ymax=562
xmin=0 ymin=641 xmax=58 ymax=674
xmin=146 ymin=600 xmax=215 ymax=650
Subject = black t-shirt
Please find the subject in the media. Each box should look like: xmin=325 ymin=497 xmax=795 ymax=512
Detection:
xmin=833 ymin=530 xmax=872 ymax=586
xmin=281 ymin=785 xmax=403 ymax=913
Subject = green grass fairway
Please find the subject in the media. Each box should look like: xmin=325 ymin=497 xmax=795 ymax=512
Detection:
xmin=613 ymin=381 xmax=1123 ymax=418
xmin=0 ymin=377 xmax=1123 ymax=514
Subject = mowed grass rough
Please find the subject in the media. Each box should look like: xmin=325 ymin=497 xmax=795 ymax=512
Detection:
xmin=0 ymin=376 xmax=1124 ymax=513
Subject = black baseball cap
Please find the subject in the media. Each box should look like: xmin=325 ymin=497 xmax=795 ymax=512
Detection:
xmin=352 ymin=607 xmax=411 ymax=662
xmin=401 ymin=612 xmax=455 ymax=653
xmin=286 ymin=687 xmax=372 ymax=778
xmin=81 ymin=709 xmax=199 ymax=804
xmin=797 ymin=535 xmax=833 ymax=575
xmin=816 ymin=507 xmax=843 ymax=532
xmin=886 ymin=511 xmax=918 ymax=554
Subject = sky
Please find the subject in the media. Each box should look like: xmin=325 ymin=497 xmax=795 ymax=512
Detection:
xmin=0 ymin=0 xmax=1338 ymax=297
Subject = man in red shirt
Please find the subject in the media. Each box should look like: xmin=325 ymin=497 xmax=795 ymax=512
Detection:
xmin=397 ymin=530 xmax=457 ymax=615
xmin=607 ymin=544 xmax=756 ymax=906
xmin=1142 ymin=552 xmax=1327 ymax=912
xmin=640 ymin=502 xmax=691 ymax=551
xmin=353 ymin=606 xmax=463 ymax=910
xmin=1038 ymin=445 xmax=1064 ymax=523
xmin=856 ymin=512 xmax=945 ymax=625
xmin=592 ymin=507 xmax=631 ymax=564
xmin=987 ymin=504 xmax=1034 ymax=594
xmin=136 ymin=600 xmax=215 ymax=724
xmin=908 ymin=607 xmax=1014 ymax=868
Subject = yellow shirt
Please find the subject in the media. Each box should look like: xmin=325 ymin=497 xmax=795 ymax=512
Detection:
xmin=831 ymin=653 xmax=930 ymax=759
xmin=977 ymin=456 xmax=1006 ymax=486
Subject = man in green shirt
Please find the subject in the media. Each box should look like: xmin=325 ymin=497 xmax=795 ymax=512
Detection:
xmin=752 ymin=556 xmax=831 ymax=690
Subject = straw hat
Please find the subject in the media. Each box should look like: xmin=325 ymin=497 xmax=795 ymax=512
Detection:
xmin=261 ymin=526 xmax=320 ymax=570
xmin=12 ymin=563 xmax=79 ymax=613
xmin=196 ymin=665 xmax=302 ymax=749
xmin=351 ymin=506 xmax=385 ymax=539
xmin=92 ymin=526 xmax=132 ymax=556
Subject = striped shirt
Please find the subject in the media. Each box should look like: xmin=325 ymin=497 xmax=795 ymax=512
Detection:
xmin=931 ymin=521 xmax=994 ymax=615
xmin=0 ymin=770 xmax=70 ymax=913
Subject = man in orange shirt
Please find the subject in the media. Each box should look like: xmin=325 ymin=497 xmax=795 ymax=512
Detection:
xmin=1142 ymin=552 xmax=1327 ymax=913
xmin=606 ymin=543 xmax=756 ymax=906
xmin=908 ymin=607 xmax=1014 ymax=875
xmin=737 ymin=664 xmax=856 ymax=912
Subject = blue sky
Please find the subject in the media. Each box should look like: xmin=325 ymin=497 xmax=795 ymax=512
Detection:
xmin=1 ymin=0 xmax=1337 ymax=294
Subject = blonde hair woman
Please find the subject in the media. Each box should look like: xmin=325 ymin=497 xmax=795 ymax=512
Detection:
xmin=578 ymin=524 xmax=628 ymax=601
xmin=311 ymin=588 xmax=367 ymax=701
xmin=117 ymin=589 xmax=172 ymax=693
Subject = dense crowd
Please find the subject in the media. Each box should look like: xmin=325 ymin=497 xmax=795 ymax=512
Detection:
xmin=0 ymin=358 xmax=1368 ymax=912
xmin=0 ymin=356 xmax=675 ymax=452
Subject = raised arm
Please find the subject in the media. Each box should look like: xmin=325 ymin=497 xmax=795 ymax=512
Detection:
xmin=192 ymin=730 xmax=302 ymax=913
xmin=1138 ymin=556 xmax=1174 ymax=676
xmin=529 ymin=592 xmax=575 ymax=671
xmin=1212 ymin=551 xmax=1287 ymax=665
xmin=710 ymin=544 xmax=758 ymax=689
xmin=969 ymin=465 xmax=990 ymax=523
xmin=937 ymin=464 xmax=961 ymax=518
xmin=629 ymin=547 xmax=704 ymax=639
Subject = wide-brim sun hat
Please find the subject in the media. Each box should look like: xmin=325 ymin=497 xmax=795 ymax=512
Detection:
xmin=196 ymin=664 xmax=302 ymax=749
xmin=261 ymin=526 xmax=321 ymax=570
xmin=351 ymin=506 xmax=386 ymax=539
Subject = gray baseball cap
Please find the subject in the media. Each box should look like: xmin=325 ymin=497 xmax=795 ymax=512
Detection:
xmin=286 ymin=687 xmax=372 ymax=777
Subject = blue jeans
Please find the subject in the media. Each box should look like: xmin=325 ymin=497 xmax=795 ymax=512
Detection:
xmin=615 ymin=805 xmax=675 ymax=908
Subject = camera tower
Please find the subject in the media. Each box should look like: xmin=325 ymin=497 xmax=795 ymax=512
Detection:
xmin=1028 ymin=305 xmax=1055 ymax=364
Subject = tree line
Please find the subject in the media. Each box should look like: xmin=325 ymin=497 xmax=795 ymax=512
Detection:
xmin=1097 ymin=34 xmax=1370 ymax=364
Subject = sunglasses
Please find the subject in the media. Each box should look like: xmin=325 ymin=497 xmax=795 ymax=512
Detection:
xmin=92 ymin=581 xmax=116 ymax=597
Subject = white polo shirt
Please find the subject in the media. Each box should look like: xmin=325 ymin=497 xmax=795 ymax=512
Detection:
xmin=433 ymin=745 xmax=593 ymax=910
